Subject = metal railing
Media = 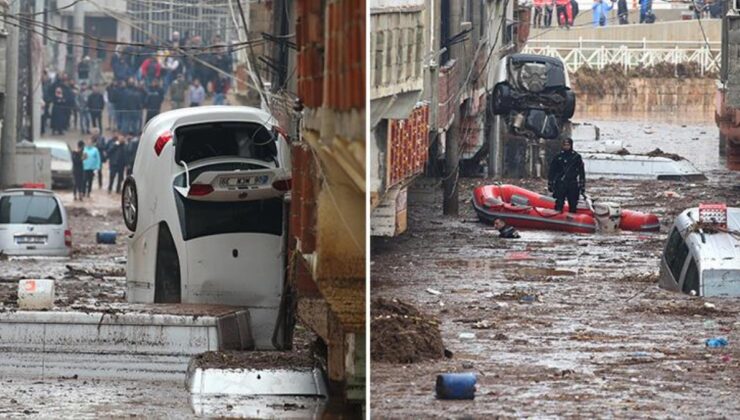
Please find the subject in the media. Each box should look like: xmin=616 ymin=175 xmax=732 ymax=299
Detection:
xmin=523 ymin=38 xmax=722 ymax=75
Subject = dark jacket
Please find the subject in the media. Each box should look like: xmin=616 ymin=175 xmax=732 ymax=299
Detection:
xmin=144 ymin=87 xmax=165 ymax=111
xmin=499 ymin=225 xmax=521 ymax=239
xmin=71 ymin=150 xmax=84 ymax=176
xmin=548 ymin=150 xmax=586 ymax=188
xmin=126 ymin=139 xmax=140 ymax=168
xmin=87 ymin=92 xmax=105 ymax=112
xmin=107 ymin=140 xmax=126 ymax=168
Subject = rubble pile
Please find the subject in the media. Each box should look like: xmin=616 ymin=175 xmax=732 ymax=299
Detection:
xmin=371 ymin=298 xmax=445 ymax=364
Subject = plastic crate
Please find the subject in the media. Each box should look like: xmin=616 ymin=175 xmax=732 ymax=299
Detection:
xmin=699 ymin=203 xmax=728 ymax=228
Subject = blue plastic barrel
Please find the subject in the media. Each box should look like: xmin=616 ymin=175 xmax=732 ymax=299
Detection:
xmin=435 ymin=373 xmax=476 ymax=400
xmin=96 ymin=231 xmax=117 ymax=244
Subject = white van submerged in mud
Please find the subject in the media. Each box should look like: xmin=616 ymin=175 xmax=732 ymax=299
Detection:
xmin=121 ymin=106 xmax=292 ymax=349
xmin=659 ymin=205 xmax=740 ymax=297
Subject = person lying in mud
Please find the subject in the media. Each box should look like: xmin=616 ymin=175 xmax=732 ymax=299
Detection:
xmin=493 ymin=218 xmax=520 ymax=238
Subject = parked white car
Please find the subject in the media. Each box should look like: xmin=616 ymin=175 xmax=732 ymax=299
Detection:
xmin=0 ymin=188 xmax=71 ymax=256
xmin=35 ymin=139 xmax=74 ymax=189
xmin=659 ymin=206 xmax=740 ymax=297
xmin=122 ymin=106 xmax=292 ymax=350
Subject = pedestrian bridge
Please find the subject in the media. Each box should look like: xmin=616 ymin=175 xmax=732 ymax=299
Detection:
xmin=524 ymin=19 xmax=721 ymax=74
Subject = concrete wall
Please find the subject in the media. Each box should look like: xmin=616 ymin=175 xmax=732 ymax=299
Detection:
xmin=529 ymin=20 xmax=721 ymax=48
xmin=573 ymin=77 xmax=715 ymax=123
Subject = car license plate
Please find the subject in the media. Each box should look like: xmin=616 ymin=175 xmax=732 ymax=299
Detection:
xmin=16 ymin=235 xmax=46 ymax=244
xmin=219 ymin=175 xmax=269 ymax=188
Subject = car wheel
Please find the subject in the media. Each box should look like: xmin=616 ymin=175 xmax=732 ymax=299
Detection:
xmin=492 ymin=83 xmax=512 ymax=115
xmin=122 ymin=177 xmax=138 ymax=232
xmin=155 ymin=223 xmax=181 ymax=303
xmin=562 ymin=89 xmax=576 ymax=120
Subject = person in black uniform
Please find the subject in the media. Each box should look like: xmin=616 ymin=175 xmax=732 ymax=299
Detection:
xmin=548 ymin=137 xmax=586 ymax=213
xmin=493 ymin=218 xmax=521 ymax=239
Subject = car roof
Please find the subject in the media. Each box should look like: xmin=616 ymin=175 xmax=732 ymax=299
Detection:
xmin=509 ymin=54 xmax=565 ymax=69
xmin=1 ymin=188 xmax=57 ymax=196
xmin=34 ymin=139 xmax=71 ymax=149
xmin=674 ymin=207 xmax=740 ymax=270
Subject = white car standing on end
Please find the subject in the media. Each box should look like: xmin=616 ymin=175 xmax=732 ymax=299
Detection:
xmin=0 ymin=188 xmax=71 ymax=256
xmin=121 ymin=106 xmax=292 ymax=350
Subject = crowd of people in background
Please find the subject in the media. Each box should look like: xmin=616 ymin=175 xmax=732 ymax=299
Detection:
xmin=70 ymin=129 xmax=140 ymax=200
xmin=41 ymin=31 xmax=234 ymax=139
xmin=532 ymin=0 xmax=726 ymax=28
xmin=42 ymin=31 xmax=233 ymax=198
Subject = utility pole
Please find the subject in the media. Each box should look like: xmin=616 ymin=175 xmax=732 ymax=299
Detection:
xmin=32 ymin=0 xmax=44 ymax=142
xmin=443 ymin=120 xmax=459 ymax=215
xmin=73 ymin=0 xmax=84 ymax=83
xmin=1 ymin=0 xmax=20 ymax=188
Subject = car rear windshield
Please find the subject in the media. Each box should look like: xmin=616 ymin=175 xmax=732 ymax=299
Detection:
xmin=175 ymin=122 xmax=278 ymax=165
xmin=175 ymin=195 xmax=283 ymax=240
xmin=0 ymin=195 xmax=62 ymax=225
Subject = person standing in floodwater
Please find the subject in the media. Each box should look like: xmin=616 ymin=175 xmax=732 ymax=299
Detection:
xmin=72 ymin=140 xmax=86 ymax=201
xmin=548 ymin=137 xmax=586 ymax=213
xmin=493 ymin=218 xmax=521 ymax=239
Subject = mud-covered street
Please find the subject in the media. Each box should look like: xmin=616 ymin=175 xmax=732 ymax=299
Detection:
xmin=371 ymin=120 xmax=740 ymax=417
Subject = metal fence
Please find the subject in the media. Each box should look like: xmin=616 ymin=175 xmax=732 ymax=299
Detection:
xmin=523 ymin=38 xmax=722 ymax=75
xmin=126 ymin=0 xmax=239 ymax=45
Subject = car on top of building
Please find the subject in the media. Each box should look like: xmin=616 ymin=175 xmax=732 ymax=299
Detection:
xmin=121 ymin=105 xmax=293 ymax=350
xmin=490 ymin=54 xmax=576 ymax=140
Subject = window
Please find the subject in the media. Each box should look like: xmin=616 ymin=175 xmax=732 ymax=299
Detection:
xmin=0 ymin=195 xmax=62 ymax=225
xmin=664 ymin=228 xmax=689 ymax=281
xmin=175 ymin=196 xmax=283 ymax=240
xmin=682 ymin=257 xmax=700 ymax=295
xmin=175 ymin=122 xmax=278 ymax=165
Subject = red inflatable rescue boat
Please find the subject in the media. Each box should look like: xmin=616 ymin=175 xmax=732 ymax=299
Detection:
xmin=472 ymin=184 xmax=660 ymax=233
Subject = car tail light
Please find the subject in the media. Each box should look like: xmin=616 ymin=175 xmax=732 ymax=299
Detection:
xmin=154 ymin=131 xmax=173 ymax=156
xmin=188 ymin=184 xmax=214 ymax=196
xmin=272 ymin=179 xmax=292 ymax=192
xmin=22 ymin=183 xmax=45 ymax=189
xmin=274 ymin=126 xmax=289 ymax=139
xmin=64 ymin=229 xmax=72 ymax=247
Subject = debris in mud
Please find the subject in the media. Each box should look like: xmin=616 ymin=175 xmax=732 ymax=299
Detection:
xmin=630 ymin=301 xmax=734 ymax=317
xmin=494 ymin=288 xmax=540 ymax=302
xmin=646 ymin=148 xmax=683 ymax=161
xmin=371 ymin=298 xmax=445 ymax=364
xmin=615 ymin=148 xmax=631 ymax=156
xmin=619 ymin=273 xmax=659 ymax=283
xmin=65 ymin=264 xmax=125 ymax=279
xmin=66 ymin=207 xmax=93 ymax=218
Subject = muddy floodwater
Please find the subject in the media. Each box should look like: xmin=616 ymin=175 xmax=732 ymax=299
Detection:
xmin=371 ymin=119 xmax=740 ymax=417
xmin=0 ymin=189 xmax=330 ymax=418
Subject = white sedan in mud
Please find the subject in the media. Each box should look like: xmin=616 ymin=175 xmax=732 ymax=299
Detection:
xmin=121 ymin=106 xmax=292 ymax=350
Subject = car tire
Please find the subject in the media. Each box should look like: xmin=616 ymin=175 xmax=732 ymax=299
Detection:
xmin=154 ymin=223 xmax=181 ymax=304
xmin=562 ymin=89 xmax=576 ymax=120
xmin=122 ymin=177 xmax=138 ymax=232
xmin=491 ymin=83 xmax=512 ymax=115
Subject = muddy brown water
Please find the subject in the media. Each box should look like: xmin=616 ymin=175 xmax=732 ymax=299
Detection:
xmin=371 ymin=120 xmax=740 ymax=417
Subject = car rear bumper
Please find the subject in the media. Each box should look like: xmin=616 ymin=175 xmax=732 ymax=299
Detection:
xmin=1 ymin=247 xmax=70 ymax=257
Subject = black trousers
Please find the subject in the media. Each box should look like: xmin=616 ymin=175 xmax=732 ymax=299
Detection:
xmin=73 ymin=171 xmax=85 ymax=197
xmin=554 ymin=184 xmax=580 ymax=213
xmin=84 ymin=170 xmax=95 ymax=195
xmin=109 ymin=165 xmax=125 ymax=193
xmin=90 ymin=111 xmax=102 ymax=129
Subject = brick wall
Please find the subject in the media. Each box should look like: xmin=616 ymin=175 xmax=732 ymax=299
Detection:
xmin=387 ymin=104 xmax=429 ymax=188
xmin=296 ymin=0 xmax=365 ymax=111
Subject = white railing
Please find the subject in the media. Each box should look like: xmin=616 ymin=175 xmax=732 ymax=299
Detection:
xmin=523 ymin=38 xmax=722 ymax=75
